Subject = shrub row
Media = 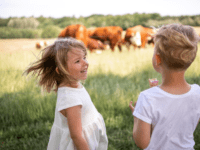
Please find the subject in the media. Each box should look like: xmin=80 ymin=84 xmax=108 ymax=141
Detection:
xmin=0 ymin=26 xmax=61 ymax=39
xmin=0 ymin=27 xmax=41 ymax=39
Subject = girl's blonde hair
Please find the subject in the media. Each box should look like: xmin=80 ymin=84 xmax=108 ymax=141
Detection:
xmin=154 ymin=24 xmax=199 ymax=70
xmin=24 ymin=37 xmax=87 ymax=93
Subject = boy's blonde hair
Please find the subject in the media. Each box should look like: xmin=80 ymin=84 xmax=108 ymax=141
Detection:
xmin=154 ymin=24 xmax=199 ymax=70
xmin=24 ymin=37 xmax=87 ymax=93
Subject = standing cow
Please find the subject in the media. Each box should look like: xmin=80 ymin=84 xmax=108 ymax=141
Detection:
xmin=124 ymin=25 xmax=155 ymax=50
xmin=58 ymin=24 xmax=88 ymax=47
xmin=89 ymin=26 xmax=123 ymax=52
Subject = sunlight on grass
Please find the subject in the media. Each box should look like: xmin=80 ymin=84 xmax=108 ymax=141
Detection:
xmin=88 ymin=45 xmax=154 ymax=76
xmin=1 ymin=42 xmax=200 ymax=150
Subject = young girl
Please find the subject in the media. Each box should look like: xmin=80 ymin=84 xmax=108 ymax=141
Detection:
xmin=24 ymin=38 xmax=108 ymax=150
xmin=129 ymin=24 xmax=200 ymax=150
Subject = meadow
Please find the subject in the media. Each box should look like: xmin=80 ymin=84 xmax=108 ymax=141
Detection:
xmin=0 ymin=39 xmax=200 ymax=150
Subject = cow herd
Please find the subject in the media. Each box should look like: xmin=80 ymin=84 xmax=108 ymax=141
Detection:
xmin=36 ymin=24 xmax=156 ymax=52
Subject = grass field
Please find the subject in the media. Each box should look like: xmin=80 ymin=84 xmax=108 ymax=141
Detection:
xmin=0 ymin=39 xmax=200 ymax=150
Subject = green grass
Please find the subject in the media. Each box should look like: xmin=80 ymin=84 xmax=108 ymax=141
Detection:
xmin=1 ymin=45 xmax=200 ymax=150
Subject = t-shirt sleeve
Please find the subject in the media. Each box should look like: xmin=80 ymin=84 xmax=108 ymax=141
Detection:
xmin=57 ymin=94 xmax=83 ymax=112
xmin=133 ymin=92 xmax=153 ymax=124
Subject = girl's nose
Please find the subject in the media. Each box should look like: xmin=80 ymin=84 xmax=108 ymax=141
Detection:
xmin=84 ymin=59 xmax=89 ymax=66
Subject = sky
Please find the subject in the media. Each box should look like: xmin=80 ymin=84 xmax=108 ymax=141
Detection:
xmin=1 ymin=0 xmax=200 ymax=18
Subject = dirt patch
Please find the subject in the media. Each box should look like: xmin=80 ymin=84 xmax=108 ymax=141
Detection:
xmin=0 ymin=38 xmax=57 ymax=53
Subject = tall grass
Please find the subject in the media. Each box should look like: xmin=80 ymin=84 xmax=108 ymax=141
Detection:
xmin=1 ymin=44 xmax=200 ymax=150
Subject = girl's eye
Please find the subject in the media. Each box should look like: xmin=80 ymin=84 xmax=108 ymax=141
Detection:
xmin=84 ymin=57 xmax=86 ymax=60
xmin=75 ymin=60 xmax=80 ymax=63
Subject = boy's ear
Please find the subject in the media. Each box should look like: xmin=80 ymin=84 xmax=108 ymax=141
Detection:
xmin=56 ymin=67 xmax=60 ymax=74
xmin=156 ymin=54 xmax=161 ymax=65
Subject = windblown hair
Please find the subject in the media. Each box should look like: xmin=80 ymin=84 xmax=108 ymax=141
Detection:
xmin=154 ymin=24 xmax=199 ymax=70
xmin=24 ymin=37 xmax=87 ymax=93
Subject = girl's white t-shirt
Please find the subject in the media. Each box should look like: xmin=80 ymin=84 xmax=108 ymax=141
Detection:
xmin=47 ymin=86 xmax=108 ymax=150
xmin=133 ymin=84 xmax=200 ymax=150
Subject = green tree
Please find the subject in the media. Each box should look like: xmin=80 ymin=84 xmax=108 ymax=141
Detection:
xmin=37 ymin=18 xmax=54 ymax=29
xmin=0 ymin=18 xmax=10 ymax=27
xmin=194 ymin=16 xmax=200 ymax=26
xmin=145 ymin=19 xmax=181 ymax=28
xmin=7 ymin=17 xmax=39 ymax=29
xmin=41 ymin=25 xmax=61 ymax=38
xmin=180 ymin=17 xmax=195 ymax=26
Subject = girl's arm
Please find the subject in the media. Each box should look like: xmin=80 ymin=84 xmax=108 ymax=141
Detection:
xmin=133 ymin=117 xmax=151 ymax=149
xmin=60 ymin=106 xmax=90 ymax=150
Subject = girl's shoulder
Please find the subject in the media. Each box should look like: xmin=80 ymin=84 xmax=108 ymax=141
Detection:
xmin=56 ymin=86 xmax=86 ymax=111
xmin=58 ymin=85 xmax=85 ymax=93
xmin=57 ymin=85 xmax=91 ymax=100
xmin=57 ymin=86 xmax=87 ymax=100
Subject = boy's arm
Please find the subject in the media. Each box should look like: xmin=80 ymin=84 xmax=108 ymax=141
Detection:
xmin=133 ymin=117 xmax=151 ymax=149
xmin=60 ymin=106 xmax=90 ymax=150
xmin=129 ymin=78 xmax=157 ymax=149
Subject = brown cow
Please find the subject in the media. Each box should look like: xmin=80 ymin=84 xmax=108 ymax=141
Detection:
xmin=124 ymin=25 xmax=155 ymax=50
xmin=87 ymin=37 xmax=105 ymax=53
xmin=146 ymin=34 xmax=154 ymax=47
xmin=87 ymin=27 xmax=96 ymax=37
xmin=58 ymin=24 xmax=88 ymax=47
xmin=89 ymin=26 xmax=123 ymax=52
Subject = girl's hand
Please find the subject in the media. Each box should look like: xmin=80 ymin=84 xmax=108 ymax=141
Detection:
xmin=149 ymin=78 xmax=159 ymax=88
xmin=129 ymin=101 xmax=137 ymax=114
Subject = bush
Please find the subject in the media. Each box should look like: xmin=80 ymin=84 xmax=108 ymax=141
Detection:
xmin=41 ymin=25 xmax=61 ymax=38
xmin=0 ymin=27 xmax=41 ymax=39
xmin=21 ymin=29 xmax=41 ymax=38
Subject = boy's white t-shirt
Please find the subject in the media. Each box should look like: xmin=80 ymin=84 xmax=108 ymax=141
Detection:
xmin=133 ymin=84 xmax=200 ymax=150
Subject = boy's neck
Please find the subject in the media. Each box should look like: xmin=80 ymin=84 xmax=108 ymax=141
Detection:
xmin=160 ymin=69 xmax=191 ymax=95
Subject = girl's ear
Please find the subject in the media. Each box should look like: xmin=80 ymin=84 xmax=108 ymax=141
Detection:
xmin=155 ymin=54 xmax=161 ymax=65
xmin=56 ymin=67 xmax=60 ymax=74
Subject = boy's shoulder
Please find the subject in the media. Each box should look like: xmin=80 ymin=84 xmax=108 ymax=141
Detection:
xmin=141 ymin=84 xmax=200 ymax=97
xmin=138 ymin=86 xmax=162 ymax=101
xmin=141 ymin=86 xmax=160 ymax=95
xmin=191 ymin=84 xmax=200 ymax=93
xmin=192 ymin=83 xmax=200 ymax=88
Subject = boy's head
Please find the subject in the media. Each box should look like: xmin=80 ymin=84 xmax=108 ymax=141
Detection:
xmin=154 ymin=24 xmax=199 ymax=71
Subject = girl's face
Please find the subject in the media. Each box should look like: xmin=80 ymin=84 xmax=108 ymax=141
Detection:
xmin=67 ymin=48 xmax=88 ymax=82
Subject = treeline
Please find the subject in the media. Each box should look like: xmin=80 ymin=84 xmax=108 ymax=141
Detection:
xmin=0 ymin=13 xmax=200 ymax=39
